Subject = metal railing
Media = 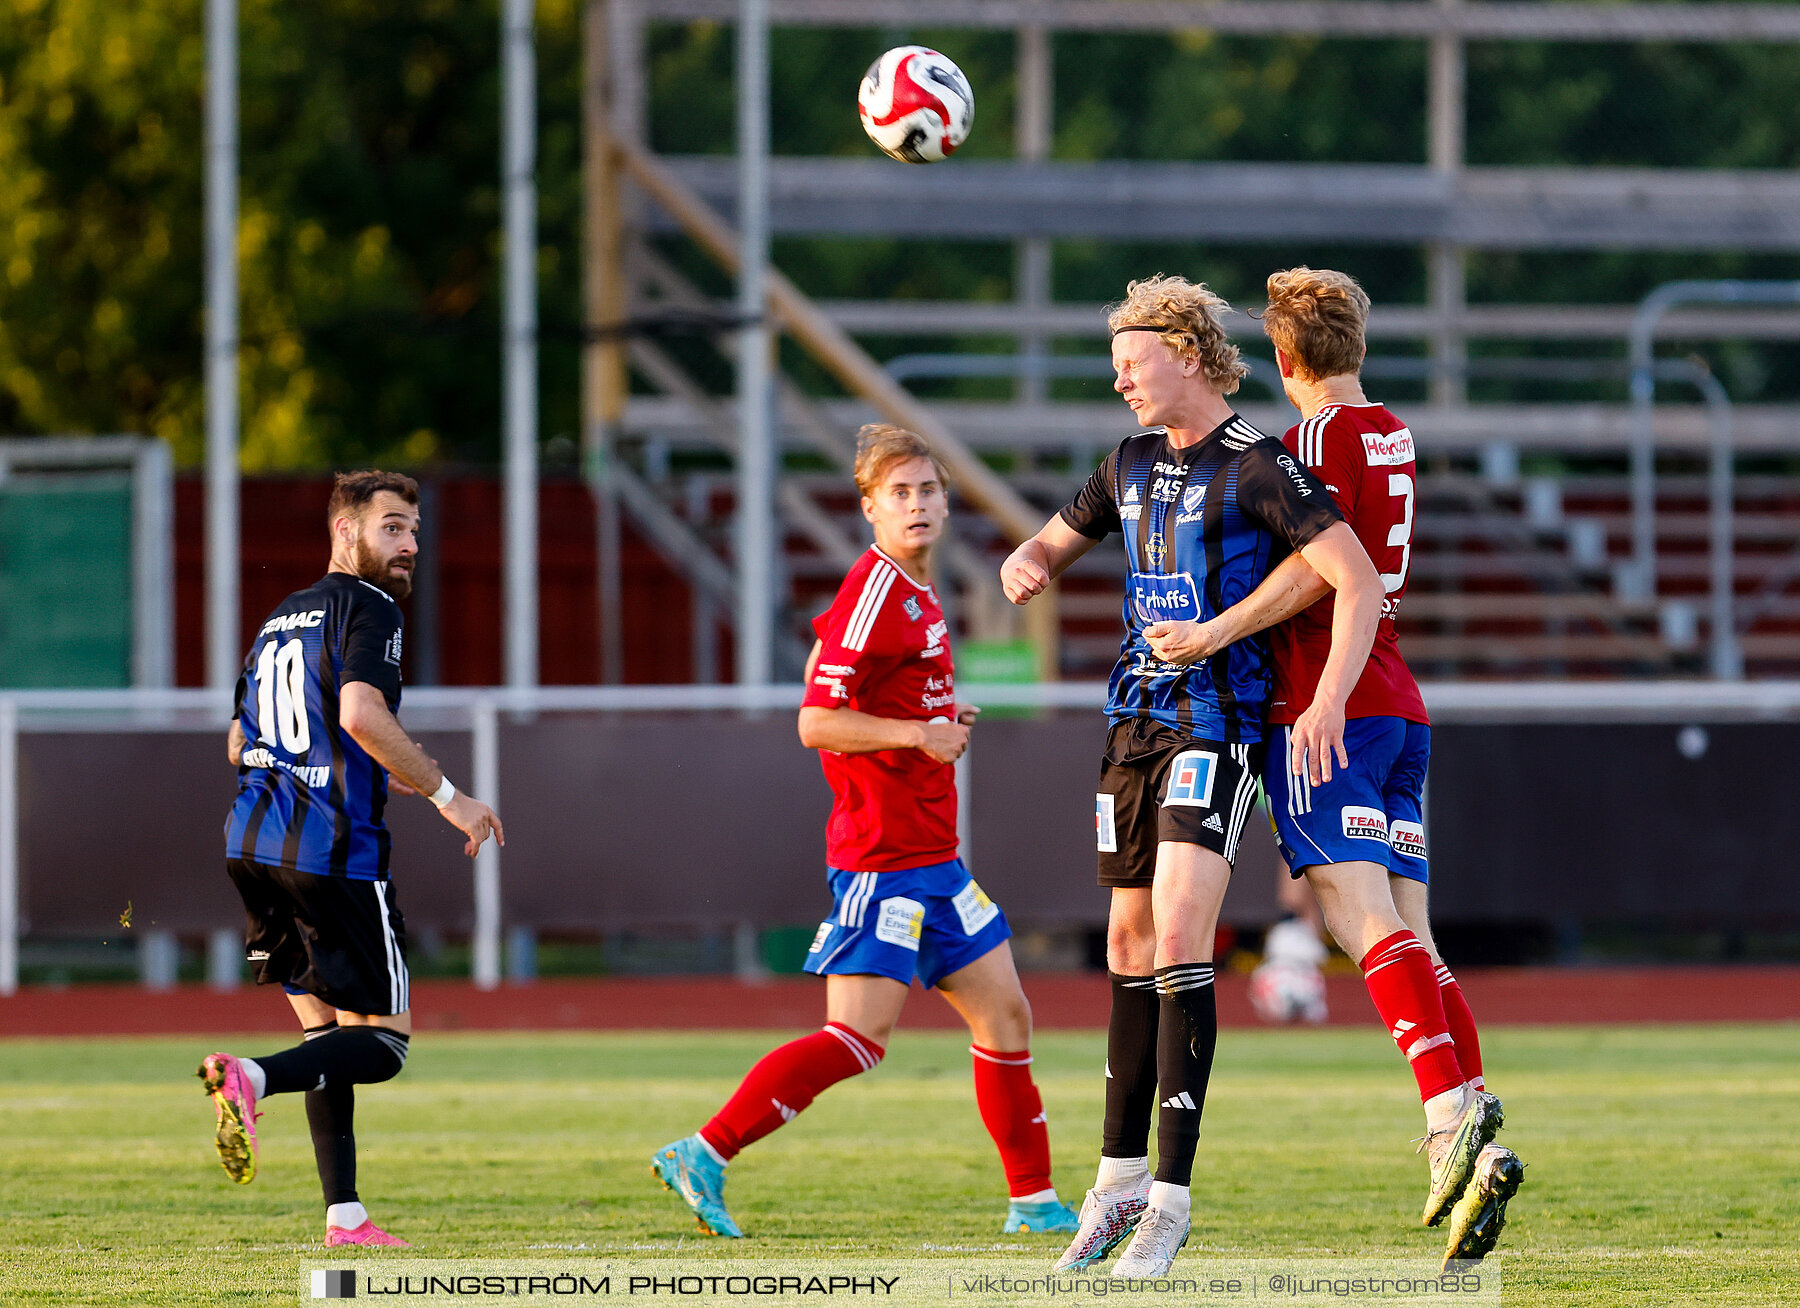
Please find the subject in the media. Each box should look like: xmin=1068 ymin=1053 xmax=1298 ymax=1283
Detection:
xmin=653 ymin=0 xmax=1800 ymax=41
xmin=9 ymin=680 xmax=1800 ymax=996
xmin=1626 ymin=280 xmax=1800 ymax=621
xmin=883 ymin=350 xmax=1752 ymax=679
xmin=606 ymin=130 xmax=1062 ymax=672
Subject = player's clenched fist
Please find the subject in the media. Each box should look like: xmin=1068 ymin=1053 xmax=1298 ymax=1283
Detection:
xmin=917 ymin=719 xmax=970 ymax=764
xmin=1000 ymin=544 xmax=1052 ymax=605
xmin=1143 ymin=619 xmax=1222 ymax=665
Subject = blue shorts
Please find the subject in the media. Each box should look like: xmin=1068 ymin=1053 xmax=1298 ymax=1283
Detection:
xmin=802 ymin=858 xmax=1013 ymax=989
xmin=1262 ymin=717 xmax=1431 ymax=884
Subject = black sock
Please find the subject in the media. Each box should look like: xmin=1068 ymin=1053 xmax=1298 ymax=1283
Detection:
xmin=298 ymin=1023 xmax=358 ymax=1207
xmin=1153 ymin=964 xmax=1217 ymax=1187
xmin=305 ymin=1082 xmax=358 ymax=1206
xmin=255 ymin=1026 xmax=411 ymax=1097
xmin=1102 ymin=972 xmax=1161 ymax=1160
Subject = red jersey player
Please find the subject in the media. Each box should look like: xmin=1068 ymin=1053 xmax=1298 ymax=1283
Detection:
xmin=652 ymin=425 xmax=1077 ymax=1240
xmin=1148 ymin=268 xmax=1524 ymax=1268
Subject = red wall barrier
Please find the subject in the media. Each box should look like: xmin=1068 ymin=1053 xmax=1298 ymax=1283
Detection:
xmin=173 ymin=475 xmax=699 ymax=686
xmin=4 ymin=968 xmax=1797 ymax=1037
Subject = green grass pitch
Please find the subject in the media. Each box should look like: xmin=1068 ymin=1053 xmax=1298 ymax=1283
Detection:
xmin=2 ymin=1024 xmax=1796 ymax=1305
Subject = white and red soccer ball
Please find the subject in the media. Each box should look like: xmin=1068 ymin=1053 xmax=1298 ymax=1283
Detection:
xmin=1249 ymin=919 xmax=1331 ymax=1025
xmin=1249 ymin=960 xmax=1330 ymax=1025
xmin=858 ymin=46 xmax=974 ymax=164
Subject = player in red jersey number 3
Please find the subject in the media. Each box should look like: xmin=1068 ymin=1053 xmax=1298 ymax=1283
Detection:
xmin=653 ymin=426 xmax=1077 ymax=1239
xmin=1181 ymin=269 xmax=1525 ymax=1266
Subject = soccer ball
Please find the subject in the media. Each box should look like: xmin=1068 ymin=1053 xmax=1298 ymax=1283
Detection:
xmin=1249 ymin=960 xmax=1329 ymax=1026
xmin=858 ymin=47 xmax=974 ymax=164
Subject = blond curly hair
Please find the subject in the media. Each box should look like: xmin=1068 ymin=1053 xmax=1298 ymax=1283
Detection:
xmin=1105 ymin=273 xmax=1250 ymax=396
xmin=1261 ymin=266 xmax=1370 ymax=382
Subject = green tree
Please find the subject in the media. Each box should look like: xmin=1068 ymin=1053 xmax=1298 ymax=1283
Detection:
xmin=6 ymin=11 xmax=1800 ymax=469
xmin=0 ymin=0 xmax=587 ymax=469
xmin=0 ymin=0 xmax=205 ymax=454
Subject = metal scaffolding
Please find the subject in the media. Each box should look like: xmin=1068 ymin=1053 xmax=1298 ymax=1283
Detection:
xmin=203 ymin=0 xmax=238 ymax=694
xmin=735 ymin=0 xmax=777 ymax=687
xmin=502 ymin=0 xmax=540 ymax=691
xmin=194 ymin=0 xmax=1800 ymax=688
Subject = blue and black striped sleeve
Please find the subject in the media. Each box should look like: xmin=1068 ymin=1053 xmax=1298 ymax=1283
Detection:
xmin=1236 ymin=440 xmax=1342 ymax=550
xmin=340 ymin=592 xmax=404 ymax=709
xmin=1058 ymin=447 xmax=1122 ymax=540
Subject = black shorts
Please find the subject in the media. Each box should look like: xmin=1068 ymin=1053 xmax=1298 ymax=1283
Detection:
xmin=226 ymin=858 xmax=411 ymax=1016
xmin=1094 ymin=718 xmax=1267 ymax=889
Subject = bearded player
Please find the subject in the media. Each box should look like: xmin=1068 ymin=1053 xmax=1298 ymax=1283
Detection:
xmin=1163 ymin=268 xmax=1525 ymax=1265
xmin=198 ymin=471 xmax=503 ymax=1247
xmin=651 ymin=425 xmax=1078 ymax=1240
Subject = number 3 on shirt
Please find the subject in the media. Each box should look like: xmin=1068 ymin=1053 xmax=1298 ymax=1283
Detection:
xmin=255 ymin=637 xmax=311 ymax=753
xmin=1381 ymin=472 xmax=1414 ymax=595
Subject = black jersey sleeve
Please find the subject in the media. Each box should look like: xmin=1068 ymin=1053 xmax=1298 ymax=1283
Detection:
xmin=340 ymin=589 xmax=405 ymax=708
xmin=1236 ymin=439 xmax=1343 ymax=550
xmin=1058 ymin=447 xmax=1123 ymax=540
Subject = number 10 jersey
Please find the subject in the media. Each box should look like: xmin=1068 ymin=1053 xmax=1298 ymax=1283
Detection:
xmin=1268 ymin=402 xmax=1428 ymax=727
xmin=226 ymin=573 xmax=406 ymax=879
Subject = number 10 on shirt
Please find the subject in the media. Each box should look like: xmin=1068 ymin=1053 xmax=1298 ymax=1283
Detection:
xmin=255 ymin=637 xmax=311 ymax=754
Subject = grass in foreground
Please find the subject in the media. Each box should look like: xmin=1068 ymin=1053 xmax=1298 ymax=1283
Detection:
xmin=0 ymin=1024 xmax=1796 ymax=1305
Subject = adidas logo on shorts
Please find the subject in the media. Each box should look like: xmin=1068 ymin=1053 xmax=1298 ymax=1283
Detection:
xmin=1161 ymin=1091 xmax=1198 ymax=1110
xmin=1201 ymin=813 xmax=1224 ymax=833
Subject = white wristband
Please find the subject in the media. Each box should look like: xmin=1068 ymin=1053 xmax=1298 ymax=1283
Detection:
xmin=427 ymin=777 xmax=457 ymax=809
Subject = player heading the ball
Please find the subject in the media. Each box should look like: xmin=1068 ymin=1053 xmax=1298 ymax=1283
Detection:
xmin=199 ymin=470 xmax=502 ymax=1249
xmin=1002 ymin=275 xmax=1385 ymax=1278
xmin=652 ymin=425 xmax=1077 ymax=1241
xmin=1157 ymin=267 xmax=1524 ymax=1267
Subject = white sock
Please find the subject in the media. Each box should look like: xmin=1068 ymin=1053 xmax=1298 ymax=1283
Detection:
xmin=1146 ymin=1180 xmax=1190 ymax=1221
xmin=240 ymin=1058 xmax=267 ymax=1100
xmin=1424 ymin=1083 xmax=1470 ymax=1134
xmin=326 ymin=1201 xmax=368 ymax=1230
xmin=1096 ymin=1155 xmax=1150 ymax=1192
xmin=693 ymin=1133 xmax=728 ymax=1167
xmin=1012 ymin=1187 xmax=1059 ymax=1206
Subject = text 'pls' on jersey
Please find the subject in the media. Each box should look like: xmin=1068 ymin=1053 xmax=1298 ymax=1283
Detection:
xmin=226 ymin=574 xmax=405 ymax=879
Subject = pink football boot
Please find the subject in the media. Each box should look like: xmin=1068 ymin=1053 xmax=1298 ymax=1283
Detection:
xmin=326 ymin=1220 xmax=411 ymax=1248
xmin=197 ymin=1053 xmax=260 ymax=1184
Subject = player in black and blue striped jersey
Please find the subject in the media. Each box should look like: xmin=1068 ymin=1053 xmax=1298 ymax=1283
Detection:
xmin=199 ymin=470 xmax=502 ymax=1249
xmin=1003 ymin=275 xmax=1384 ymax=1276
xmin=226 ymin=562 xmax=406 ymax=879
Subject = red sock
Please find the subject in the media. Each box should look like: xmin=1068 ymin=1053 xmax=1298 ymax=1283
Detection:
xmin=971 ymin=1046 xmax=1053 ymax=1198
xmin=1360 ymin=931 xmax=1464 ymax=1103
xmin=1435 ymin=962 xmax=1484 ymax=1090
xmin=698 ymin=1023 xmax=884 ymax=1159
